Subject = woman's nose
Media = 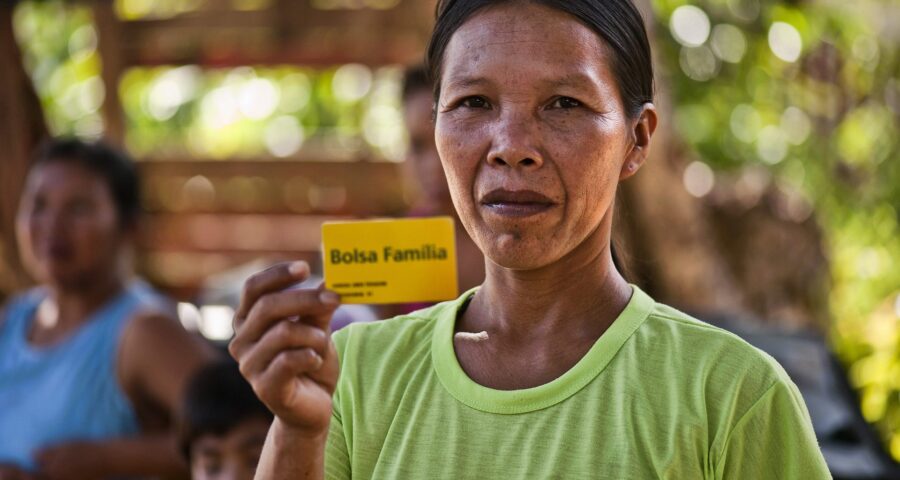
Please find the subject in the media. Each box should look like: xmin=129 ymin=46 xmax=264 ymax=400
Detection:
xmin=486 ymin=110 xmax=544 ymax=169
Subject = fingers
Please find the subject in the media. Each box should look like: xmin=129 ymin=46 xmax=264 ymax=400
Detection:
xmin=253 ymin=288 xmax=339 ymax=332
xmin=236 ymin=321 xmax=329 ymax=378
xmin=262 ymin=349 xmax=325 ymax=385
xmin=250 ymin=349 xmax=329 ymax=404
xmin=303 ymin=338 xmax=340 ymax=392
xmin=235 ymin=261 xmax=311 ymax=326
xmin=233 ymin=288 xmax=339 ymax=352
xmin=229 ymin=260 xmax=343 ymax=428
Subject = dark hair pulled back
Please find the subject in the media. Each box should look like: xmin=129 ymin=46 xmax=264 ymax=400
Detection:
xmin=426 ymin=0 xmax=654 ymax=118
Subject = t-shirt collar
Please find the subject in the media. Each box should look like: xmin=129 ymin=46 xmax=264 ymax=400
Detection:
xmin=432 ymin=285 xmax=655 ymax=414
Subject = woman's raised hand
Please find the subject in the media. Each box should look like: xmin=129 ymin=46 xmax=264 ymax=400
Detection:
xmin=229 ymin=261 xmax=340 ymax=436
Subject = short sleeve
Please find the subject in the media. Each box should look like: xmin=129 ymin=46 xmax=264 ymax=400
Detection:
xmin=324 ymin=412 xmax=350 ymax=480
xmin=324 ymin=327 xmax=352 ymax=480
xmin=715 ymin=379 xmax=831 ymax=479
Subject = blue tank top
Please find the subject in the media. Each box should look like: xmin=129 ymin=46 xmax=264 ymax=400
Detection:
xmin=0 ymin=282 xmax=161 ymax=470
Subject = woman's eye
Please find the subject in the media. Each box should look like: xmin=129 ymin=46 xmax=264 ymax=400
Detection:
xmin=31 ymin=197 xmax=46 ymax=214
xmin=551 ymin=97 xmax=582 ymax=109
xmin=461 ymin=96 xmax=490 ymax=109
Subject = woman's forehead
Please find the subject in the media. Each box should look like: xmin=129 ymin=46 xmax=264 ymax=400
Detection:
xmin=26 ymin=161 xmax=105 ymax=194
xmin=441 ymin=3 xmax=614 ymax=89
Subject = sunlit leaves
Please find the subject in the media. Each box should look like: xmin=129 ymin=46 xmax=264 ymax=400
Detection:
xmin=653 ymin=0 xmax=900 ymax=458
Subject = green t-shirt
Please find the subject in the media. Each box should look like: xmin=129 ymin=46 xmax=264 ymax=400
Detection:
xmin=325 ymin=286 xmax=830 ymax=479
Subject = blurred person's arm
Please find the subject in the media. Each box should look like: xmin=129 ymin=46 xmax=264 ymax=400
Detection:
xmin=0 ymin=464 xmax=39 ymax=480
xmin=36 ymin=434 xmax=184 ymax=479
xmin=118 ymin=311 xmax=219 ymax=419
xmin=36 ymin=311 xmax=217 ymax=480
xmin=118 ymin=311 xmax=219 ymax=473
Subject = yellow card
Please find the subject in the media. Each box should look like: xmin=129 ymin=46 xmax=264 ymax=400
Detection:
xmin=322 ymin=217 xmax=458 ymax=304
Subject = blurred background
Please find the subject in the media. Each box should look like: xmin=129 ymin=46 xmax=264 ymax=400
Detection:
xmin=0 ymin=0 xmax=897 ymax=474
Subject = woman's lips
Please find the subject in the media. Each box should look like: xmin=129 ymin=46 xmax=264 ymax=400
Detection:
xmin=479 ymin=189 xmax=558 ymax=218
xmin=483 ymin=202 xmax=555 ymax=217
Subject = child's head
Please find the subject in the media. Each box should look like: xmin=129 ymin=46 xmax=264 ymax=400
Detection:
xmin=181 ymin=359 xmax=273 ymax=480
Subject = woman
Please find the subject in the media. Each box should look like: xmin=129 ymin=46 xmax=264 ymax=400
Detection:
xmin=400 ymin=64 xmax=485 ymax=305
xmin=0 ymin=139 xmax=215 ymax=479
xmin=229 ymin=1 xmax=831 ymax=478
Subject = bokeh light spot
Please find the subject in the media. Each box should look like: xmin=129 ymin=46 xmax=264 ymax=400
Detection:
xmin=683 ymin=161 xmax=715 ymax=197
xmin=768 ymin=22 xmax=803 ymax=62
xmin=670 ymin=6 xmax=711 ymax=47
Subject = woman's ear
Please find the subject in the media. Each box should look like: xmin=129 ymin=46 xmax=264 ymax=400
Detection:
xmin=619 ymin=103 xmax=658 ymax=181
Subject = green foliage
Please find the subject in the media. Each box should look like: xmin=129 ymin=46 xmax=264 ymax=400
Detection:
xmin=116 ymin=64 xmax=406 ymax=161
xmin=13 ymin=1 xmax=407 ymax=162
xmin=13 ymin=1 xmax=104 ymax=137
xmin=652 ymin=0 xmax=900 ymax=457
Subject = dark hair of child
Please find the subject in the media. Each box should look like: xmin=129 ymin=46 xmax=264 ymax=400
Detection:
xmin=179 ymin=358 xmax=274 ymax=459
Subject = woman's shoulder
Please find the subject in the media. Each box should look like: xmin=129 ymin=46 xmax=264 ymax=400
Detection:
xmin=124 ymin=280 xmax=178 ymax=319
xmin=646 ymin=302 xmax=775 ymax=356
xmin=2 ymin=287 xmax=45 ymax=310
xmin=0 ymin=287 xmax=45 ymax=334
xmin=636 ymin=302 xmax=825 ymax=473
xmin=637 ymin=301 xmax=795 ymax=396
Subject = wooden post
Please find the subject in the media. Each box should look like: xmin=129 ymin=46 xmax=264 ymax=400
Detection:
xmin=0 ymin=2 xmax=46 ymax=298
xmin=92 ymin=0 xmax=126 ymax=147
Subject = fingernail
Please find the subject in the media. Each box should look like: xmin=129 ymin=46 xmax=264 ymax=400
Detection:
xmin=319 ymin=290 xmax=340 ymax=306
xmin=288 ymin=261 xmax=308 ymax=276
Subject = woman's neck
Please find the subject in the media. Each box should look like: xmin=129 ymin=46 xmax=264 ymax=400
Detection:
xmin=453 ymin=222 xmax=632 ymax=390
xmin=44 ymin=271 xmax=126 ymax=330
xmin=462 ymin=227 xmax=632 ymax=345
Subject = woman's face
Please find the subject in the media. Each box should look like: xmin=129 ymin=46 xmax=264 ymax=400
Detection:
xmin=435 ymin=2 xmax=652 ymax=270
xmin=404 ymin=88 xmax=452 ymax=213
xmin=16 ymin=161 xmax=127 ymax=288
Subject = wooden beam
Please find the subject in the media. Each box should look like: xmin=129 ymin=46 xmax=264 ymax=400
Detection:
xmin=136 ymin=159 xmax=408 ymax=215
xmin=111 ymin=0 xmax=435 ymax=67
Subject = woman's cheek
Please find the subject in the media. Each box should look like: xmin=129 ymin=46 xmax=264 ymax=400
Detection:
xmin=15 ymin=217 xmax=37 ymax=268
xmin=75 ymin=212 xmax=118 ymax=259
xmin=437 ymin=117 xmax=485 ymax=181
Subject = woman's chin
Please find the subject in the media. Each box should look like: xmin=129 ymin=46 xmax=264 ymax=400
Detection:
xmin=41 ymin=265 xmax=91 ymax=289
xmin=482 ymin=238 xmax=560 ymax=271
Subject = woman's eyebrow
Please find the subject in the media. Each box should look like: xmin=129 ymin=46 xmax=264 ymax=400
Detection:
xmin=542 ymin=73 xmax=597 ymax=90
xmin=443 ymin=76 xmax=491 ymax=91
xmin=443 ymin=73 xmax=602 ymax=94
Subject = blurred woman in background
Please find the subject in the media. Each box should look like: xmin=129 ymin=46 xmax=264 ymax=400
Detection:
xmin=400 ymin=64 xmax=485 ymax=308
xmin=0 ymin=139 xmax=215 ymax=479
